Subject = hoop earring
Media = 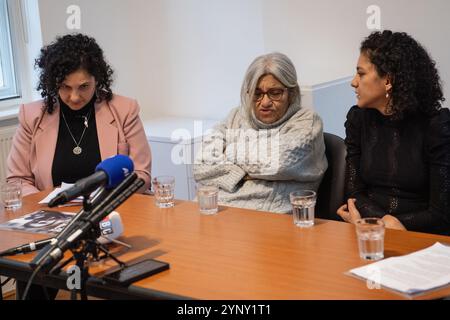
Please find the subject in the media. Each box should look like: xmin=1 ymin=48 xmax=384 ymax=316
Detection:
xmin=385 ymin=99 xmax=394 ymax=115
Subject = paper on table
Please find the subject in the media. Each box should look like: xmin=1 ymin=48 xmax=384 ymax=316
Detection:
xmin=349 ymin=242 xmax=450 ymax=296
xmin=39 ymin=182 xmax=83 ymax=205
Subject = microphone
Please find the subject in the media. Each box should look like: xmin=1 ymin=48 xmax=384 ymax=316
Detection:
xmin=2 ymin=206 xmax=120 ymax=259
xmin=31 ymin=172 xmax=137 ymax=268
xmin=97 ymin=211 xmax=124 ymax=245
xmin=0 ymin=238 xmax=56 ymax=257
xmin=48 ymin=155 xmax=134 ymax=207
xmin=20 ymin=186 xmax=111 ymax=261
xmin=0 ymin=211 xmax=123 ymax=257
xmin=34 ymin=173 xmax=144 ymax=271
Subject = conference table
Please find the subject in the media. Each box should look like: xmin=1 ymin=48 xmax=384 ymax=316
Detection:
xmin=1 ymin=191 xmax=450 ymax=300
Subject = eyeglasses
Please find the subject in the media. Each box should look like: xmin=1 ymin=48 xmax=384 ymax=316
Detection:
xmin=252 ymin=88 xmax=287 ymax=102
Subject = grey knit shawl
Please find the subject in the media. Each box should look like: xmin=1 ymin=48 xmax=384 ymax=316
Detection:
xmin=247 ymin=102 xmax=302 ymax=130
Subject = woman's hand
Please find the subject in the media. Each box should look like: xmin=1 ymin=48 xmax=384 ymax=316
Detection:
xmin=243 ymin=174 xmax=261 ymax=182
xmin=381 ymin=215 xmax=407 ymax=231
xmin=337 ymin=199 xmax=407 ymax=230
xmin=337 ymin=199 xmax=361 ymax=224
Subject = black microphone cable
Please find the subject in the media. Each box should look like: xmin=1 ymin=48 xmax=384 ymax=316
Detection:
xmin=21 ymin=263 xmax=44 ymax=300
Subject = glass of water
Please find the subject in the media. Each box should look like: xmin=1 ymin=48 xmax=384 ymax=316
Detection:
xmin=0 ymin=181 xmax=23 ymax=210
xmin=355 ymin=218 xmax=385 ymax=261
xmin=290 ymin=190 xmax=316 ymax=228
xmin=152 ymin=176 xmax=175 ymax=208
xmin=197 ymin=184 xmax=219 ymax=215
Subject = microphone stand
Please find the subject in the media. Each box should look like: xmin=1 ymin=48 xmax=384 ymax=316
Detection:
xmin=51 ymin=227 xmax=126 ymax=300
xmin=82 ymin=194 xmax=94 ymax=212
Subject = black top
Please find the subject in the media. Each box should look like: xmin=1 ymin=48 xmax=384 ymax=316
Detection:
xmin=344 ymin=105 xmax=450 ymax=235
xmin=52 ymin=97 xmax=102 ymax=186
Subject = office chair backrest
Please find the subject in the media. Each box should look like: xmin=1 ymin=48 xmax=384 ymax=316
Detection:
xmin=316 ymin=132 xmax=347 ymax=221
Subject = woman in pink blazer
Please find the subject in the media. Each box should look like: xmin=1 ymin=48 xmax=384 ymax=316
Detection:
xmin=7 ymin=34 xmax=151 ymax=196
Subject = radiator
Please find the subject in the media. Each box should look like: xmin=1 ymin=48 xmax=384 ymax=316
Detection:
xmin=0 ymin=125 xmax=17 ymax=297
xmin=0 ymin=125 xmax=17 ymax=183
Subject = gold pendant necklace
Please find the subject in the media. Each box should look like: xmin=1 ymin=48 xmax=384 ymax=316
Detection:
xmin=61 ymin=109 xmax=92 ymax=155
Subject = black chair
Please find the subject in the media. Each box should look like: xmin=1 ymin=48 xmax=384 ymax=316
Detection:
xmin=316 ymin=133 xmax=347 ymax=221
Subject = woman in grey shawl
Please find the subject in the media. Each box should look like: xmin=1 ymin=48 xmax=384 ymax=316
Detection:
xmin=194 ymin=52 xmax=327 ymax=213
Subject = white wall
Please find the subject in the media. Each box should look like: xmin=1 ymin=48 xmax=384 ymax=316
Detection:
xmin=262 ymin=0 xmax=365 ymax=86
xmin=37 ymin=0 xmax=450 ymax=130
xmin=262 ymin=0 xmax=450 ymax=136
xmin=263 ymin=0 xmax=450 ymax=88
xmin=38 ymin=0 xmax=265 ymax=121
xmin=158 ymin=0 xmax=265 ymax=120
xmin=38 ymin=0 xmax=167 ymax=120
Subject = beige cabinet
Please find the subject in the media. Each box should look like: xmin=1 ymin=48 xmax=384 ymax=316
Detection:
xmin=143 ymin=117 xmax=218 ymax=200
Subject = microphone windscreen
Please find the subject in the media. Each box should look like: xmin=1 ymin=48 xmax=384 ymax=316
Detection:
xmin=95 ymin=155 xmax=134 ymax=189
xmin=97 ymin=211 xmax=124 ymax=244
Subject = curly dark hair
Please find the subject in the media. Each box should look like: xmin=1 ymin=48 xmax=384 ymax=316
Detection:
xmin=35 ymin=33 xmax=114 ymax=114
xmin=361 ymin=30 xmax=444 ymax=119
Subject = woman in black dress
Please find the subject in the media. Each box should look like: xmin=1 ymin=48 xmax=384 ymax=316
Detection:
xmin=337 ymin=30 xmax=450 ymax=235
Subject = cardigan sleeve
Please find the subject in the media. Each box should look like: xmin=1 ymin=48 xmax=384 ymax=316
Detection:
xmin=193 ymin=109 xmax=246 ymax=193
xmin=242 ymin=111 xmax=327 ymax=185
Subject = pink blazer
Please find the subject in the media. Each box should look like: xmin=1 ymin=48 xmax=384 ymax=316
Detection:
xmin=7 ymin=95 xmax=152 ymax=196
